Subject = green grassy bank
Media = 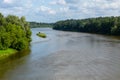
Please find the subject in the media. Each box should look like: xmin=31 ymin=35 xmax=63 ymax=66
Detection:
xmin=0 ymin=48 xmax=17 ymax=60
xmin=36 ymin=32 xmax=47 ymax=38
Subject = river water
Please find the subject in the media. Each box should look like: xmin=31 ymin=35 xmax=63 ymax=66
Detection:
xmin=0 ymin=28 xmax=120 ymax=80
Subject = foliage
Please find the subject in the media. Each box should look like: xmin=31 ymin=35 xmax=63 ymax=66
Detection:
xmin=36 ymin=32 xmax=47 ymax=38
xmin=30 ymin=22 xmax=53 ymax=28
xmin=53 ymin=16 xmax=120 ymax=35
xmin=0 ymin=48 xmax=17 ymax=60
xmin=0 ymin=48 xmax=17 ymax=54
xmin=0 ymin=12 xmax=32 ymax=50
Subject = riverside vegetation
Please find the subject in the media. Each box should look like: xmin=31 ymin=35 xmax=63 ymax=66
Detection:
xmin=0 ymin=13 xmax=31 ymax=59
xmin=36 ymin=32 xmax=47 ymax=38
xmin=53 ymin=16 xmax=120 ymax=35
xmin=30 ymin=22 xmax=53 ymax=28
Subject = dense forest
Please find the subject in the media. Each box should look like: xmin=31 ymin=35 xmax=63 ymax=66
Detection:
xmin=53 ymin=16 xmax=120 ymax=35
xmin=30 ymin=22 xmax=53 ymax=28
xmin=0 ymin=13 xmax=31 ymax=50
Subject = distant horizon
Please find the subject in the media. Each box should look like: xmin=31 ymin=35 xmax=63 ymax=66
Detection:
xmin=28 ymin=15 xmax=120 ymax=23
xmin=0 ymin=0 xmax=120 ymax=23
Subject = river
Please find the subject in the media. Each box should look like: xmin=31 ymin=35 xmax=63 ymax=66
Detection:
xmin=0 ymin=28 xmax=120 ymax=80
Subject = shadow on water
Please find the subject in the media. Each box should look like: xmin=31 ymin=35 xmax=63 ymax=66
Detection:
xmin=0 ymin=49 xmax=31 ymax=78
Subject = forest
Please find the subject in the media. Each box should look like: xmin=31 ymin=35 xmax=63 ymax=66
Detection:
xmin=30 ymin=22 xmax=53 ymax=28
xmin=0 ymin=13 xmax=31 ymax=50
xmin=53 ymin=16 xmax=120 ymax=35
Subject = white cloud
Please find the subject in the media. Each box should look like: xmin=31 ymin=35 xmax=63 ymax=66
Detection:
xmin=24 ymin=0 xmax=33 ymax=9
xmin=59 ymin=7 xmax=69 ymax=13
xmin=50 ymin=0 xmax=66 ymax=5
xmin=58 ymin=0 xmax=66 ymax=5
xmin=82 ymin=0 xmax=120 ymax=10
xmin=37 ymin=6 xmax=56 ymax=15
xmin=1 ymin=0 xmax=120 ymax=22
xmin=101 ymin=1 xmax=120 ymax=9
xmin=3 ymin=0 xmax=14 ymax=4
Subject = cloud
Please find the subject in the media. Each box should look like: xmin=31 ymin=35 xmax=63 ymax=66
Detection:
xmin=50 ymin=0 xmax=66 ymax=5
xmin=37 ymin=6 xmax=56 ymax=15
xmin=0 ymin=0 xmax=23 ymax=9
xmin=65 ymin=0 xmax=120 ymax=20
xmin=65 ymin=0 xmax=78 ymax=4
xmin=0 ymin=0 xmax=120 ymax=22
xmin=3 ymin=0 xmax=14 ymax=4
xmin=0 ymin=0 xmax=33 ymax=16
xmin=59 ymin=7 xmax=69 ymax=12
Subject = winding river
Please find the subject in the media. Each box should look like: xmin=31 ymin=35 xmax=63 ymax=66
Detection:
xmin=0 ymin=28 xmax=120 ymax=80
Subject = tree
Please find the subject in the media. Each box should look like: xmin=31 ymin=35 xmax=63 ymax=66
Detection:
xmin=53 ymin=16 xmax=120 ymax=35
xmin=0 ymin=12 xmax=31 ymax=50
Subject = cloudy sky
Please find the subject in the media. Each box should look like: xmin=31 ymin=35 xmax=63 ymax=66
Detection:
xmin=0 ymin=0 xmax=120 ymax=22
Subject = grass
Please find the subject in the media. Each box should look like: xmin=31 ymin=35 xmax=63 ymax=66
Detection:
xmin=36 ymin=32 xmax=47 ymax=38
xmin=0 ymin=48 xmax=17 ymax=60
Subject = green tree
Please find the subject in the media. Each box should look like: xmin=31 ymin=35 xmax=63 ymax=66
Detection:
xmin=0 ymin=12 xmax=31 ymax=50
xmin=53 ymin=16 xmax=120 ymax=35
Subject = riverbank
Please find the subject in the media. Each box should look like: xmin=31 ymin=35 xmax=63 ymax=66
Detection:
xmin=0 ymin=48 xmax=17 ymax=60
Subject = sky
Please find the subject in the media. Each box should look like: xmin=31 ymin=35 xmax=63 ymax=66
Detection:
xmin=0 ymin=0 xmax=120 ymax=22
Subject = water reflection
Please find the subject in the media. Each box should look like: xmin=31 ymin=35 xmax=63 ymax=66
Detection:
xmin=0 ymin=49 xmax=31 ymax=63
xmin=0 ymin=49 xmax=31 ymax=78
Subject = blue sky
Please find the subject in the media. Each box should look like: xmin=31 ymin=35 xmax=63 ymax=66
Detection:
xmin=0 ymin=0 xmax=120 ymax=22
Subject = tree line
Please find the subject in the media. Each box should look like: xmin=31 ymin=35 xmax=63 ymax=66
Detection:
xmin=30 ymin=22 xmax=53 ymax=28
xmin=0 ymin=13 xmax=31 ymax=50
xmin=53 ymin=16 xmax=120 ymax=35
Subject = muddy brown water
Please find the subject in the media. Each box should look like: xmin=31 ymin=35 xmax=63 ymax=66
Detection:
xmin=0 ymin=28 xmax=120 ymax=80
